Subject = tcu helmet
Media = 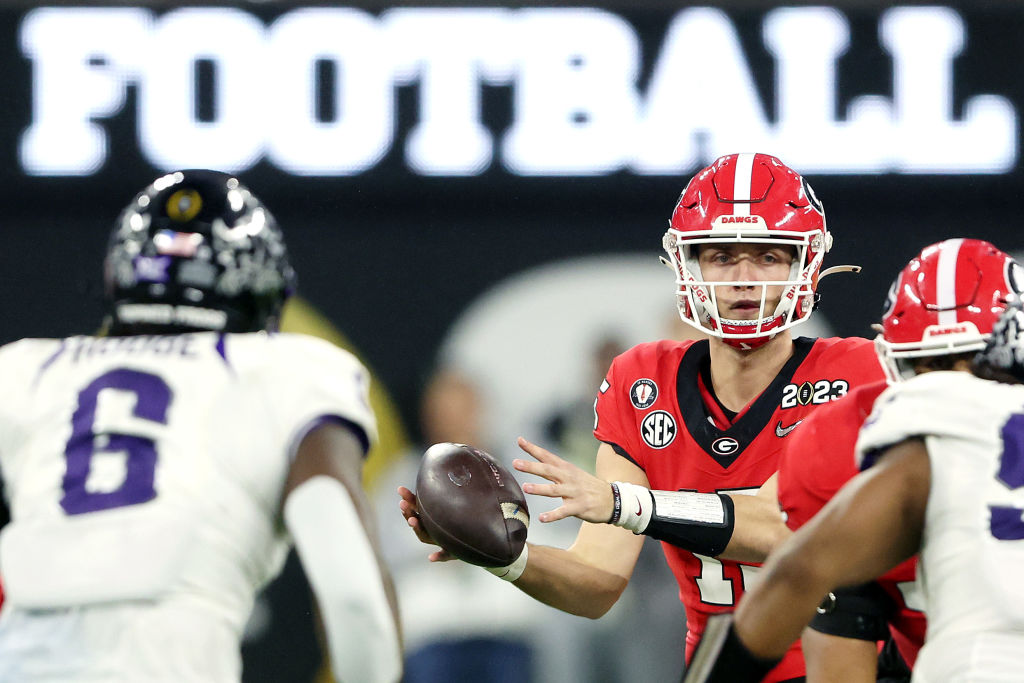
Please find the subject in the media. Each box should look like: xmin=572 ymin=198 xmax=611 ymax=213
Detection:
xmin=663 ymin=153 xmax=832 ymax=349
xmin=974 ymin=298 xmax=1024 ymax=384
xmin=876 ymin=238 xmax=1023 ymax=381
xmin=104 ymin=170 xmax=296 ymax=334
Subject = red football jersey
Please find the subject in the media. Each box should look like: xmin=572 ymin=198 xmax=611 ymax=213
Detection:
xmin=777 ymin=379 xmax=927 ymax=669
xmin=594 ymin=336 xmax=883 ymax=682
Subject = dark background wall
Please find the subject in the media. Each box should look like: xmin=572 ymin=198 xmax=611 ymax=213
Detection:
xmin=2 ymin=2 xmax=1022 ymax=429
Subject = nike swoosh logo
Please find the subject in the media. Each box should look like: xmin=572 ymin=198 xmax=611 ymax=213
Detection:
xmin=775 ymin=419 xmax=803 ymax=438
xmin=635 ymin=497 xmax=642 ymax=516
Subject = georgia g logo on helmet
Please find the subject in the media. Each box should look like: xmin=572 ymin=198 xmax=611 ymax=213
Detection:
xmin=1005 ymin=259 xmax=1024 ymax=298
xmin=801 ymin=177 xmax=824 ymax=216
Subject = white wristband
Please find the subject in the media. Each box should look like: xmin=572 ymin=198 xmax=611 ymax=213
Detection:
xmin=484 ymin=544 xmax=529 ymax=582
xmin=612 ymin=482 xmax=654 ymax=534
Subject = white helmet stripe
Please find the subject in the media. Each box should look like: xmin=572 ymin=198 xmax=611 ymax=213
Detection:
xmin=731 ymin=153 xmax=755 ymax=216
xmin=936 ymin=237 xmax=965 ymax=326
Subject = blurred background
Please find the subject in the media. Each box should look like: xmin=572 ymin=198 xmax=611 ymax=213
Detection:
xmin=1 ymin=1 xmax=1022 ymax=680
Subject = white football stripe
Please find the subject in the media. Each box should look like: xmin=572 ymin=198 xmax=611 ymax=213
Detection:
xmin=501 ymin=502 xmax=529 ymax=529
xmin=936 ymin=238 xmax=965 ymax=325
xmin=731 ymin=153 xmax=755 ymax=216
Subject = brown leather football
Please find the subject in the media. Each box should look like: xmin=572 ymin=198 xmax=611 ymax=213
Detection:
xmin=415 ymin=442 xmax=530 ymax=567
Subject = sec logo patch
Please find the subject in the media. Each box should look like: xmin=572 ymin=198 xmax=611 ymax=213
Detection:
xmin=630 ymin=378 xmax=658 ymax=409
xmin=641 ymin=410 xmax=676 ymax=449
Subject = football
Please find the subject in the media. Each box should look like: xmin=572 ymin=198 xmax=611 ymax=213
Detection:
xmin=415 ymin=442 xmax=530 ymax=567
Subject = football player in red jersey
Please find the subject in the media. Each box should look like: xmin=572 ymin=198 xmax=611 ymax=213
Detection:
xmin=400 ymin=153 xmax=884 ymax=683
xmin=773 ymin=238 xmax=1021 ymax=683
xmin=683 ymin=249 xmax=1024 ymax=683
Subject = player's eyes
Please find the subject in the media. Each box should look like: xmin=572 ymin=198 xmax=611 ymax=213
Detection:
xmin=762 ymin=251 xmax=791 ymax=265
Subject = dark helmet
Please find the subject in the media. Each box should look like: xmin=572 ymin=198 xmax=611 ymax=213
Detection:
xmin=104 ymin=169 xmax=296 ymax=335
xmin=974 ymin=297 xmax=1024 ymax=384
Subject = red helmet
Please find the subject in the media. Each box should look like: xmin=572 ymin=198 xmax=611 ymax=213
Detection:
xmin=876 ymin=238 xmax=1023 ymax=380
xmin=662 ymin=153 xmax=831 ymax=349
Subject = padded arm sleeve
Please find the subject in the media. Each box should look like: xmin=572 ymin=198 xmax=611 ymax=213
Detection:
xmin=613 ymin=482 xmax=736 ymax=557
xmin=808 ymin=581 xmax=895 ymax=641
xmin=285 ymin=476 xmax=401 ymax=683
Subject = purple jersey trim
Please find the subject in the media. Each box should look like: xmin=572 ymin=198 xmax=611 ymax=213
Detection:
xmin=215 ymin=334 xmax=230 ymax=368
xmin=287 ymin=414 xmax=370 ymax=463
xmin=33 ymin=340 xmax=67 ymax=386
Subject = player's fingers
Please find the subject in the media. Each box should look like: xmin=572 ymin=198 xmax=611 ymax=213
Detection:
xmin=406 ymin=516 xmax=437 ymax=545
xmin=512 ymin=458 xmax=561 ymax=482
xmin=398 ymin=498 xmax=418 ymax=518
xmin=428 ymin=549 xmax=454 ymax=562
xmin=517 ymin=436 xmax=563 ymax=465
xmin=537 ymin=506 xmax=571 ymax=523
xmin=521 ymin=481 xmax=564 ymax=498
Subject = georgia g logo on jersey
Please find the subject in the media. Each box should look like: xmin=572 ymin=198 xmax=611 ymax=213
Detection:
xmin=641 ymin=410 xmax=676 ymax=449
xmin=711 ymin=437 xmax=740 ymax=455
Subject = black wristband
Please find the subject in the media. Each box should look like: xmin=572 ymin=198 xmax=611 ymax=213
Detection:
xmin=608 ymin=482 xmax=622 ymax=524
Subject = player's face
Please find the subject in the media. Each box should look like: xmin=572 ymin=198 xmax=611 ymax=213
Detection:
xmin=697 ymin=243 xmax=796 ymax=320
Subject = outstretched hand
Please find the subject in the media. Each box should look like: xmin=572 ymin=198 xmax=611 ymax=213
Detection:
xmin=397 ymin=486 xmax=454 ymax=562
xmin=513 ymin=437 xmax=615 ymax=524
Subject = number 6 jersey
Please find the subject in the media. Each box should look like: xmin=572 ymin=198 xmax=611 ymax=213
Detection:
xmin=594 ymin=336 xmax=883 ymax=683
xmin=0 ymin=332 xmax=376 ymax=682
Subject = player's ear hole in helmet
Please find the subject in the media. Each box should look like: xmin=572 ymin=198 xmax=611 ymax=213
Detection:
xmin=103 ymin=169 xmax=296 ymax=336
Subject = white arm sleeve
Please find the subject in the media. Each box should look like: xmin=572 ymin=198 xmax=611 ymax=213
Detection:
xmin=284 ymin=476 xmax=401 ymax=683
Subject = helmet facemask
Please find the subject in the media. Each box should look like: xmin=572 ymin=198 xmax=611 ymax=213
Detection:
xmin=663 ymin=225 xmax=828 ymax=350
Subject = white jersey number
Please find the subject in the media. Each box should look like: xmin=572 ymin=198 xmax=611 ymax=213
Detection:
xmin=60 ymin=368 xmax=171 ymax=515
xmin=694 ymin=486 xmax=761 ymax=606
xmin=694 ymin=554 xmax=760 ymax=606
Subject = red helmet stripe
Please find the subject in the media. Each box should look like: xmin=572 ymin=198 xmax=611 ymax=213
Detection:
xmin=731 ymin=153 xmax=755 ymax=216
xmin=936 ymin=237 xmax=965 ymax=325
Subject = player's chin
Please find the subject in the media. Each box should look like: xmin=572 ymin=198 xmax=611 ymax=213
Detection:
xmin=722 ymin=300 xmax=782 ymax=319
xmin=723 ymin=307 xmax=762 ymax=320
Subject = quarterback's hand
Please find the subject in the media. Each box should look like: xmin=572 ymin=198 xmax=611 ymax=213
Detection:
xmin=397 ymin=486 xmax=454 ymax=562
xmin=513 ymin=437 xmax=615 ymax=524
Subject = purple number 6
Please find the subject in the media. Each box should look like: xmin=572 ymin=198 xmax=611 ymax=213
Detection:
xmin=61 ymin=368 xmax=172 ymax=515
xmin=991 ymin=413 xmax=1024 ymax=540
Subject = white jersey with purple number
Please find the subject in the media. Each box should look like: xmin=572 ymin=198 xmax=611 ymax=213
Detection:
xmin=0 ymin=332 xmax=376 ymax=682
xmin=857 ymin=371 xmax=1024 ymax=683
